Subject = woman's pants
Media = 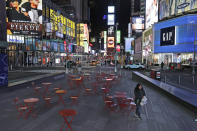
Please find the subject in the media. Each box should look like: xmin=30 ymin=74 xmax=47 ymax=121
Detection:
xmin=136 ymin=104 xmax=141 ymax=117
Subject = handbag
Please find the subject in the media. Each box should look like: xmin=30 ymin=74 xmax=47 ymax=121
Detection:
xmin=140 ymin=96 xmax=147 ymax=106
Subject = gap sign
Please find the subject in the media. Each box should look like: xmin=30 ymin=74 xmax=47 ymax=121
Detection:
xmin=160 ymin=26 xmax=175 ymax=46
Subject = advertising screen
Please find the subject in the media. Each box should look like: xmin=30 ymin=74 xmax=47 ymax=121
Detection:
xmin=125 ymin=37 xmax=134 ymax=53
xmin=108 ymin=14 xmax=115 ymax=25
xmin=146 ymin=0 xmax=158 ymax=29
xmin=6 ymin=0 xmax=42 ymax=35
xmin=177 ymin=0 xmax=197 ymax=14
xmin=108 ymin=26 xmax=114 ymax=37
xmin=159 ymin=0 xmax=176 ymax=20
xmin=7 ymin=35 xmax=24 ymax=43
xmin=25 ymin=38 xmax=34 ymax=51
xmin=135 ymin=37 xmax=142 ymax=53
xmin=116 ymin=30 xmax=121 ymax=44
xmin=79 ymin=23 xmax=85 ymax=47
xmin=68 ymin=44 xmax=73 ymax=53
xmin=54 ymin=42 xmax=58 ymax=51
xmin=104 ymin=31 xmax=107 ymax=44
xmin=160 ymin=26 xmax=175 ymax=46
xmin=35 ymin=39 xmax=42 ymax=50
xmin=154 ymin=15 xmax=197 ymax=53
xmin=42 ymin=41 xmax=46 ymax=51
xmin=107 ymin=37 xmax=114 ymax=48
xmin=132 ymin=17 xmax=144 ymax=30
xmin=116 ymin=45 xmax=120 ymax=52
xmin=46 ymin=41 xmax=50 ymax=51
xmin=0 ymin=0 xmax=6 ymax=43
xmin=108 ymin=6 xmax=115 ymax=13
xmin=159 ymin=0 xmax=197 ymax=20
xmin=60 ymin=43 xmax=65 ymax=53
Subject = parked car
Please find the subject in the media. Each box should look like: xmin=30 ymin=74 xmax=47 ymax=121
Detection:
xmin=124 ymin=63 xmax=145 ymax=69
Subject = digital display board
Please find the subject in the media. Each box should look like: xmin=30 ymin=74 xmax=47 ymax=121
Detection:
xmin=108 ymin=26 xmax=114 ymax=37
xmin=125 ymin=37 xmax=134 ymax=53
xmin=108 ymin=14 xmax=115 ymax=25
xmin=107 ymin=37 xmax=114 ymax=48
xmin=6 ymin=0 xmax=42 ymax=35
xmin=7 ymin=35 xmax=24 ymax=43
xmin=108 ymin=6 xmax=115 ymax=13
xmin=160 ymin=0 xmax=197 ymax=20
xmin=116 ymin=30 xmax=121 ymax=44
xmin=146 ymin=0 xmax=158 ymax=29
xmin=104 ymin=31 xmax=107 ymax=44
xmin=132 ymin=17 xmax=144 ymax=30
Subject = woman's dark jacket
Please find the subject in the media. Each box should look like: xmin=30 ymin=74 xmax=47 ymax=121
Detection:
xmin=134 ymin=87 xmax=146 ymax=105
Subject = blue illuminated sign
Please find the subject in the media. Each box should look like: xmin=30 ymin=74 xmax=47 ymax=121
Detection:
xmin=154 ymin=15 xmax=197 ymax=53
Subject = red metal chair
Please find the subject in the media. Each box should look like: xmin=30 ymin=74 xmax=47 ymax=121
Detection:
xmin=43 ymin=96 xmax=52 ymax=107
xmin=101 ymin=88 xmax=110 ymax=99
xmin=13 ymin=97 xmax=28 ymax=119
xmin=103 ymin=96 xmax=117 ymax=112
xmin=70 ymin=91 xmax=80 ymax=105
xmin=91 ymin=82 xmax=99 ymax=95
xmin=34 ymin=87 xmax=41 ymax=95
xmin=59 ymin=109 xmax=77 ymax=131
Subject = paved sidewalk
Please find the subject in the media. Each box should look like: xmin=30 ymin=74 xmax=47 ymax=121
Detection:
xmin=0 ymin=69 xmax=196 ymax=131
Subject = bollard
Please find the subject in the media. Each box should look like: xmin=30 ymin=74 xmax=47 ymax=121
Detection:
xmin=178 ymin=75 xmax=181 ymax=85
xmin=10 ymin=64 xmax=12 ymax=71
xmin=193 ymin=75 xmax=195 ymax=85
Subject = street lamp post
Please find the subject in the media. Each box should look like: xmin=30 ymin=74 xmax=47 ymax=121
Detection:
xmin=192 ymin=30 xmax=197 ymax=75
xmin=114 ymin=22 xmax=118 ymax=73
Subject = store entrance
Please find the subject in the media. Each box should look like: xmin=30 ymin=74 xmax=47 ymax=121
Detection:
xmin=164 ymin=54 xmax=172 ymax=65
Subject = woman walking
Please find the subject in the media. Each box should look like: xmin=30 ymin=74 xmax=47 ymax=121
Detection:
xmin=134 ymin=83 xmax=146 ymax=119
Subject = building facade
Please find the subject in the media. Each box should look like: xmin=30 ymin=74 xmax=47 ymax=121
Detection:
xmin=4 ymin=0 xmax=87 ymax=68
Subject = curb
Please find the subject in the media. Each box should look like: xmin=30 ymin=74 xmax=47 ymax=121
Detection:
xmin=0 ymin=72 xmax=66 ymax=93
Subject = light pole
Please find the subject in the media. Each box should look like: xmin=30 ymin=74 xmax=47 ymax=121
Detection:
xmin=192 ymin=30 xmax=196 ymax=75
xmin=114 ymin=22 xmax=119 ymax=73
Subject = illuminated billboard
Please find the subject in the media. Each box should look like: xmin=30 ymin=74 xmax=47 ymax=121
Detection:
xmin=6 ymin=0 xmax=42 ymax=35
xmin=108 ymin=14 xmax=115 ymax=25
xmin=7 ymin=35 xmax=24 ymax=43
xmin=159 ymin=0 xmax=197 ymax=20
xmin=145 ymin=0 xmax=158 ymax=29
xmin=108 ymin=6 xmax=115 ymax=13
xmin=132 ymin=17 xmax=144 ymax=30
xmin=125 ymin=37 xmax=134 ymax=53
xmin=154 ymin=15 xmax=197 ymax=53
xmin=107 ymin=37 xmax=114 ymax=48
xmin=116 ymin=30 xmax=121 ymax=44
xmin=79 ymin=23 xmax=84 ymax=46
xmin=104 ymin=31 xmax=107 ymax=44
xmin=108 ymin=26 xmax=114 ymax=37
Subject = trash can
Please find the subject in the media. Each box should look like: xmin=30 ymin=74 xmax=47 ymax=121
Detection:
xmin=150 ymin=69 xmax=161 ymax=80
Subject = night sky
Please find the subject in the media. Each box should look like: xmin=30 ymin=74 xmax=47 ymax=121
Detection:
xmin=90 ymin=0 xmax=131 ymax=44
